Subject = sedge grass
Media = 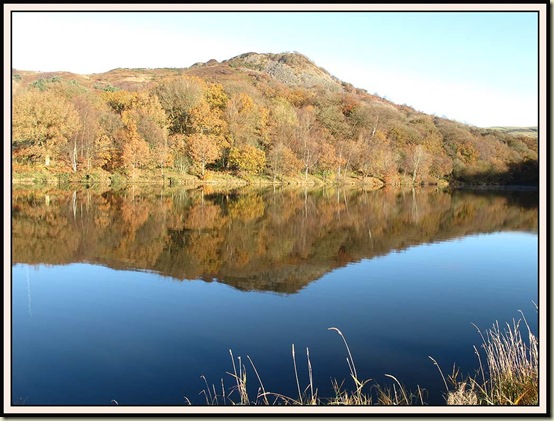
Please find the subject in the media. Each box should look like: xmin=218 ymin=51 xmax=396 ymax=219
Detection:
xmin=195 ymin=312 xmax=538 ymax=406
xmin=442 ymin=311 xmax=538 ymax=405
xmin=197 ymin=327 xmax=422 ymax=406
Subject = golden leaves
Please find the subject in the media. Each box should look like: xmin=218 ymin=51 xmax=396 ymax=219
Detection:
xmin=13 ymin=89 xmax=81 ymax=166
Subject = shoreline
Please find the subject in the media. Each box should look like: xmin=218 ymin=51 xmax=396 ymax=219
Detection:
xmin=11 ymin=171 xmax=538 ymax=191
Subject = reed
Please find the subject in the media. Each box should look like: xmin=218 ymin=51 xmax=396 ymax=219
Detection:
xmin=198 ymin=327 xmax=422 ymax=406
xmin=443 ymin=311 xmax=538 ymax=405
xmin=196 ymin=312 xmax=538 ymax=406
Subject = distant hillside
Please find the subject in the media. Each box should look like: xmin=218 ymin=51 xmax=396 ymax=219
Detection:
xmin=488 ymin=126 xmax=538 ymax=138
xmin=11 ymin=51 xmax=539 ymax=186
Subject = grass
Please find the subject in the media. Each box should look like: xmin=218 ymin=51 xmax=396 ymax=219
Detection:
xmin=488 ymin=126 xmax=538 ymax=138
xmin=12 ymin=164 xmax=383 ymax=189
xmin=196 ymin=327 xmax=426 ymax=406
xmin=195 ymin=314 xmax=538 ymax=406
xmin=444 ymin=310 xmax=538 ymax=405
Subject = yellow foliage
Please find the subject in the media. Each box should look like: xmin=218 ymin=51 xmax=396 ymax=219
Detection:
xmin=227 ymin=195 xmax=265 ymax=221
xmin=189 ymin=99 xmax=227 ymax=138
xmin=206 ymin=83 xmax=229 ymax=110
xmin=228 ymin=145 xmax=266 ymax=174
xmin=186 ymin=133 xmax=221 ymax=176
xmin=12 ymin=89 xmax=81 ymax=167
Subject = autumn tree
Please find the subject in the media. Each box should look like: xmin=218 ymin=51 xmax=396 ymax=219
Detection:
xmin=167 ymin=134 xmax=190 ymax=173
xmin=152 ymin=76 xmax=205 ymax=135
xmin=350 ymin=139 xmax=373 ymax=181
xmin=228 ymin=144 xmax=266 ymax=174
xmin=368 ymin=141 xmax=400 ymax=183
xmin=408 ymin=144 xmax=430 ymax=184
xmin=334 ymin=138 xmax=357 ymax=178
xmin=13 ymin=89 xmax=81 ymax=167
xmin=104 ymin=90 xmax=169 ymax=175
xmin=348 ymin=103 xmax=375 ymax=140
xmin=268 ymin=98 xmax=298 ymax=148
xmin=223 ymin=92 xmax=269 ymax=172
xmin=187 ymin=133 xmax=221 ymax=177
xmin=318 ymin=142 xmax=342 ymax=179
xmin=133 ymin=93 xmax=170 ymax=172
xmin=437 ymin=121 xmax=480 ymax=181
xmin=206 ymin=83 xmax=229 ymax=112
xmin=226 ymin=92 xmax=266 ymax=148
xmin=68 ymin=93 xmax=118 ymax=172
xmin=282 ymin=87 xmax=315 ymax=108
xmin=119 ymin=110 xmax=151 ymax=177
xmin=267 ymin=143 xmax=302 ymax=182
xmin=185 ymin=89 xmax=227 ymax=174
xmin=428 ymin=152 xmax=453 ymax=181
xmin=350 ymin=102 xmax=400 ymax=141
xmin=314 ymin=93 xmax=351 ymax=139
xmin=96 ymin=111 xmax=124 ymax=172
xmin=388 ymin=124 xmax=421 ymax=147
xmin=68 ymin=94 xmax=100 ymax=171
xmin=410 ymin=117 xmax=452 ymax=182
xmin=292 ymin=106 xmax=321 ymax=181
xmin=102 ymin=90 xmax=137 ymax=115
xmin=188 ymin=99 xmax=226 ymax=139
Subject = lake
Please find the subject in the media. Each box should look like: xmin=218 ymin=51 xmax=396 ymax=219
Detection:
xmin=10 ymin=185 xmax=539 ymax=406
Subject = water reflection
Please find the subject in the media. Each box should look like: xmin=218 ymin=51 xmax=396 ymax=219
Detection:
xmin=12 ymin=185 xmax=538 ymax=293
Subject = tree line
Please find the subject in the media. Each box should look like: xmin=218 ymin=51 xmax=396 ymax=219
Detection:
xmin=11 ymin=69 xmax=538 ymax=185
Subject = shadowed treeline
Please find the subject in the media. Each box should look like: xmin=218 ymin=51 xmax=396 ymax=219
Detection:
xmin=12 ymin=185 xmax=538 ymax=293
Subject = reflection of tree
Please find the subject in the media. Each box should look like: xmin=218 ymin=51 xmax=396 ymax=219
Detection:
xmin=184 ymin=202 xmax=226 ymax=230
xmin=12 ymin=186 xmax=538 ymax=293
xmin=12 ymin=190 xmax=81 ymax=264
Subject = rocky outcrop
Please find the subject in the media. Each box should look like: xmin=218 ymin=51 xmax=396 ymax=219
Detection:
xmin=223 ymin=52 xmax=343 ymax=91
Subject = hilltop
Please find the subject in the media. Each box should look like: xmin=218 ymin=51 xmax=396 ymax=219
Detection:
xmin=12 ymin=52 xmax=538 ymax=186
xmin=14 ymin=52 xmax=345 ymax=91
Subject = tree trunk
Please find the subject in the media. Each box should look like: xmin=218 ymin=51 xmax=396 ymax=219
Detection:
xmin=72 ymin=191 xmax=77 ymax=219
xmin=412 ymin=166 xmax=418 ymax=184
xmin=72 ymin=140 xmax=77 ymax=172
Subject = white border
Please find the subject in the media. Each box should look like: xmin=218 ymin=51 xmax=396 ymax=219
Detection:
xmin=4 ymin=2 xmax=548 ymax=416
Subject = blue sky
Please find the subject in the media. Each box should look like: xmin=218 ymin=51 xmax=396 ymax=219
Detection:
xmin=10 ymin=8 xmax=540 ymax=127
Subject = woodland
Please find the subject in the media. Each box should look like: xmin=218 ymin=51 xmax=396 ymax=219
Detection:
xmin=11 ymin=52 xmax=539 ymax=187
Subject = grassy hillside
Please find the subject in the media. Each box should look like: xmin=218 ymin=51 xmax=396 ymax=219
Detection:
xmin=488 ymin=126 xmax=538 ymax=138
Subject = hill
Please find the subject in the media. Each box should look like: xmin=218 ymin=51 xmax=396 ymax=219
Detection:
xmin=11 ymin=52 xmax=539 ymax=186
xmin=488 ymin=126 xmax=538 ymax=139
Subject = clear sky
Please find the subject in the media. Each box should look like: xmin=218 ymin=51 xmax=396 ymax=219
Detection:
xmin=10 ymin=7 xmax=539 ymax=128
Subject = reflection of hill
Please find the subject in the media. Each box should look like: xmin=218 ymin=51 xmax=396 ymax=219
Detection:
xmin=11 ymin=186 xmax=538 ymax=294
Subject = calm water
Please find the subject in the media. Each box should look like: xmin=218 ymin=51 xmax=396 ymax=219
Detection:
xmin=11 ymin=186 xmax=539 ymax=405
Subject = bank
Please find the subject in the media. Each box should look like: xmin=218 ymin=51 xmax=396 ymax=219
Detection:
xmin=12 ymin=167 xmax=455 ymax=190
